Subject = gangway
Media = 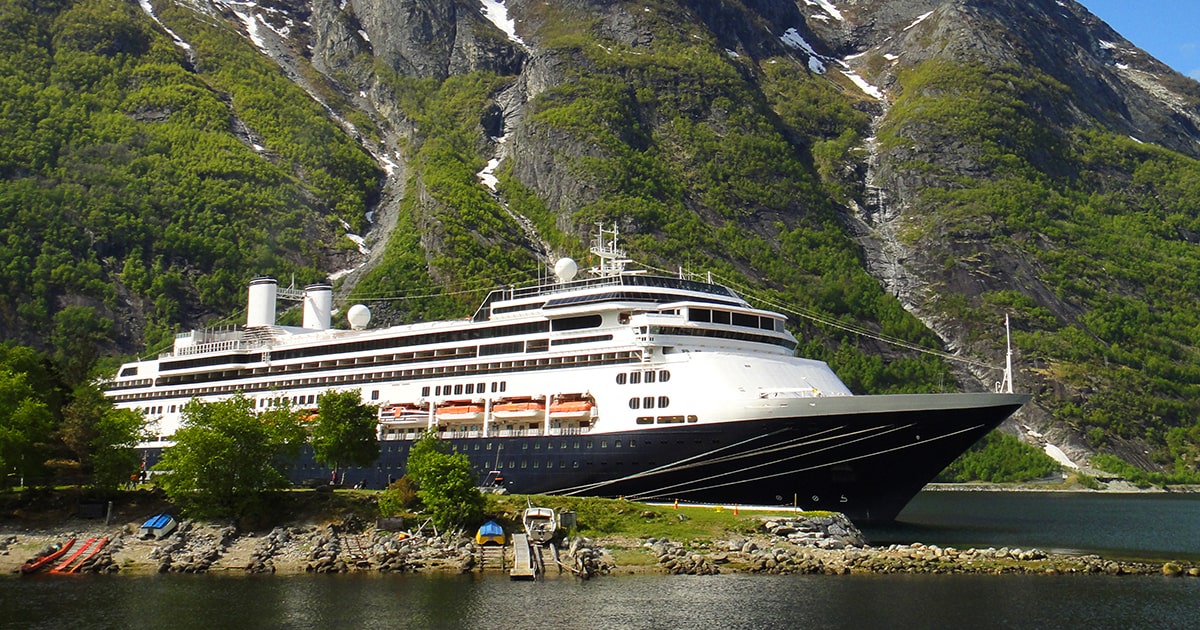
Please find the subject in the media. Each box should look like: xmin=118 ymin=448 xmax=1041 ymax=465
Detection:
xmin=509 ymin=533 xmax=536 ymax=580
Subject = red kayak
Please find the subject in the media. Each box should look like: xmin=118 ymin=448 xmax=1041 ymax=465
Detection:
xmin=20 ymin=538 xmax=76 ymax=575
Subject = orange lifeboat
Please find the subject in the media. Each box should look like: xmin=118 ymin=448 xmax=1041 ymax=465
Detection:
xmin=492 ymin=398 xmax=546 ymax=420
xmin=549 ymin=397 xmax=595 ymax=421
xmin=435 ymin=401 xmax=485 ymax=422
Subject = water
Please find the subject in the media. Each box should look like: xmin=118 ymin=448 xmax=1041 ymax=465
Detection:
xmin=4 ymin=492 xmax=1199 ymax=628
xmin=863 ymin=490 xmax=1200 ymax=561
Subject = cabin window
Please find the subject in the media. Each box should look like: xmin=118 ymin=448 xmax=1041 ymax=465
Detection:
xmin=500 ymin=381 xmax=507 ymax=392
xmin=454 ymin=384 xmax=463 ymax=395
xmin=688 ymin=308 xmax=711 ymax=323
xmin=119 ymin=366 xmax=138 ymax=377
xmin=733 ymin=312 xmax=758 ymax=328
xmin=551 ymin=314 xmax=603 ymax=331
xmin=629 ymin=398 xmax=640 ymax=410
xmin=643 ymin=396 xmax=655 ymax=409
xmin=658 ymin=396 xmax=670 ymax=408
xmin=616 ymin=373 xmax=627 ymax=385
xmin=659 ymin=370 xmax=671 ymax=382
xmin=586 ymin=440 xmax=593 ymax=449
xmin=422 ymin=386 xmax=430 ymax=396
xmin=477 ymin=382 xmax=485 ymax=393
xmin=630 ymin=372 xmax=642 ymax=384
xmin=645 ymin=371 xmax=656 ymax=384
xmin=600 ymin=440 xmax=608 ymax=449
xmin=465 ymin=383 xmax=475 ymax=394
xmin=615 ymin=440 xmax=622 ymax=448
xmin=687 ymin=415 xmax=699 ymax=423
xmin=713 ymin=310 xmax=731 ymax=325
xmin=636 ymin=416 xmax=653 ymax=425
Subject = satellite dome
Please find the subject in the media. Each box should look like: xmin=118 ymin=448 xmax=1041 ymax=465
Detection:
xmin=347 ymin=304 xmax=371 ymax=330
xmin=554 ymin=257 xmax=579 ymax=283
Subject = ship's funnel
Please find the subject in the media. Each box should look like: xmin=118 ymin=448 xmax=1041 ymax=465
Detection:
xmin=247 ymin=278 xmax=278 ymax=327
xmin=302 ymin=283 xmax=333 ymax=330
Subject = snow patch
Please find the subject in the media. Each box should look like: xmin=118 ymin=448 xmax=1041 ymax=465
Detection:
xmin=380 ymin=152 xmax=399 ymax=176
xmin=841 ymin=70 xmax=884 ymax=99
xmin=480 ymin=0 xmax=524 ymax=45
xmin=780 ymin=27 xmax=825 ymax=73
xmin=358 ymin=29 xmax=371 ymax=43
xmin=725 ymin=49 xmax=740 ymax=59
xmin=804 ymin=0 xmax=844 ymax=22
xmin=1129 ymin=136 xmax=1144 ymax=144
xmin=137 ymin=0 xmax=192 ymax=51
xmin=1098 ymin=39 xmax=1117 ymax=50
xmin=1115 ymin=63 xmax=1129 ymax=70
xmin=1043 ymin=444 xmax=1078 ymax=470
xmin=477 ymin=158 xmax=502 ymax=191
xmin=232 ymin=7 xmax=267 ymax=52
xmin=883 ymin=53 xmax=900 ymax=61
xmin=905 ymin=11 xmax=934 ymax=31
xmin=345 ymin=233 xmax=370 ymax=255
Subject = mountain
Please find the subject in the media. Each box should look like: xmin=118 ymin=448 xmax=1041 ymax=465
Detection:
xmin=2 ymin=0 xmax=1199 ymax=480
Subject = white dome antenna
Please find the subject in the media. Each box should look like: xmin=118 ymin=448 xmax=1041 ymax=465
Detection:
xmin=554 ymin=257 xmax=579 ymax=283
xmin=347 ymin=304 xmax=371 ymax=330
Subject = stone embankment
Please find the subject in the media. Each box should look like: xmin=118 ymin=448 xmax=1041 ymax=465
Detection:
xmin=4 ymin=513 xmax=1196 ymax=579
xmin=633 ymin=514 xmax=1200 ymax=578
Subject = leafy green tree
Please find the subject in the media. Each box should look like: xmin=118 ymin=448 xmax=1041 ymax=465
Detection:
xmin=59 ymin=382 xmax=147 ymax=489
xmin=405 ymin=431 xmax=485 ymax=531
xmin=310 ymin=389 xmax=379 ymax=478
xmin=154 ymin=395 xmax=304 ymax=518
xmin=0 ymin=369 xmax=55 ymax=486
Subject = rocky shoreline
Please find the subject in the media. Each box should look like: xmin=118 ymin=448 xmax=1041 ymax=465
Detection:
xmin=4 ymin=512 xmax=1197 ymax=579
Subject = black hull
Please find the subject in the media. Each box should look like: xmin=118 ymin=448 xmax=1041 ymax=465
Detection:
xmin=143 ymin=393 xmax=1027 ymax=524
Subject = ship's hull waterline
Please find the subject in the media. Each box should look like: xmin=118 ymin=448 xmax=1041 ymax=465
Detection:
xmin=136 ymin=392 xmax=1024 ymax=524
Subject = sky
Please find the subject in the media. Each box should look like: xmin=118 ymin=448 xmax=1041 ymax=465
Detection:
xmin=1080 ymin=0 xmax=1200 ymax=80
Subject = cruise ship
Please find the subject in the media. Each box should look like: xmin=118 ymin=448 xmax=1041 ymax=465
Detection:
xmin=105 ymin=227 xmax=1028 ymax=523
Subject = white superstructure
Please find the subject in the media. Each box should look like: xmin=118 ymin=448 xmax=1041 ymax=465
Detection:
xmin=105 ymin=226 xmax=852 ymax=448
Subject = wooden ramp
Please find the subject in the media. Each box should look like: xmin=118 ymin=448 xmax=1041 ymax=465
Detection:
xmin=479 ymin=545 xmax=506 ymax=571
xmin=62 ymin=537 xmax=108 ymax=574
xmin=509 ymin=533 xmax=535 ymax=580
xmin=50 ymin=537 xmax=97 ymax=574
xmin=339 ymin=533 xmax=372 ymax=568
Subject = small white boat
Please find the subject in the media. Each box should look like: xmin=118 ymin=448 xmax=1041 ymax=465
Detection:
xmin=522 ymin=506 xmax=556 ymax=544
xmin=139 ymin=513 xmax=177 ymax=539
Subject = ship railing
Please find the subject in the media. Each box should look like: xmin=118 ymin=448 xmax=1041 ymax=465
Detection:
xmin=547 ymin=426 xmax=591 ymax=436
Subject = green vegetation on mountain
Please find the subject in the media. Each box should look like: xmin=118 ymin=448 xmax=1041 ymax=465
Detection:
xmin=0 ymin=0 xmax=379 ymax=351
xmin=881 ymin=59 xmax=1200 ymax=477
xmin=936 ymin=431 xmax=1061 ymax=483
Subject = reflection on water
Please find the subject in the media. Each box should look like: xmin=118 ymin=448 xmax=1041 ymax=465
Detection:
xmin=3 ymin=572 xmax=1199 ymax=629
